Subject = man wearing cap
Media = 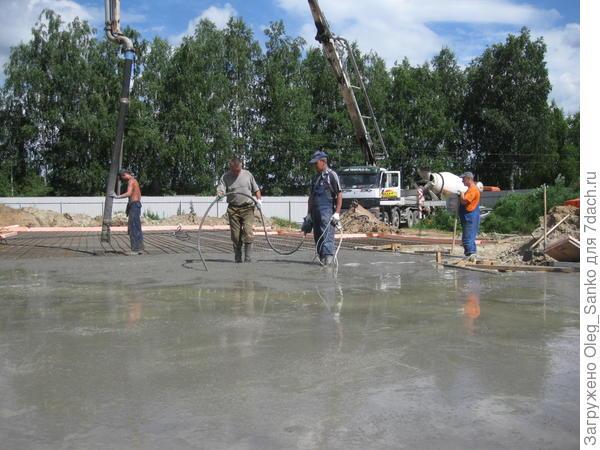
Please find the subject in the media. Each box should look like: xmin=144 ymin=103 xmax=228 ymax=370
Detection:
xmin=110 ymin=169 xmax=144 ymax=254
xmin=217 ymin=158 xmax=262 ymax=263
xmin=306 ymin=151 xmax=342 ymax=266
xmin=458 ymin=171 xmax=480 ymax=259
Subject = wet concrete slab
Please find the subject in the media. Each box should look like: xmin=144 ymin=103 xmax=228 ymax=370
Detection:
xmin=0 ymin=251 xmax=579 ymax=449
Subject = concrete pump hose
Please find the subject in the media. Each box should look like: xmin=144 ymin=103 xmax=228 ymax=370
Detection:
xmin=196 ymin=193 xmax=307 ymax=270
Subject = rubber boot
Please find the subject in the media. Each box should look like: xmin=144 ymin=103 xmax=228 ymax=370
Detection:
xmin=233 ymin=243 xmax=243 ymax=263
xmin=244 ymin=243 xmax=253 ymax=263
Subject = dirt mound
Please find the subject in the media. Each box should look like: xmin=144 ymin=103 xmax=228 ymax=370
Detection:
xmin=340 ymin=204 xmax=391 ymax=233
xmin=536 ymin=205 xmax=580 ymax=239
xmin=0 ymin=204 xmax=266 ymax=228
xmin=0 ymin=204 xmax=101 ymax=227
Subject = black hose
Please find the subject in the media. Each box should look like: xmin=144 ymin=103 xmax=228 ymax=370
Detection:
xmin=196 ymin=193 xmax=306 ymax=271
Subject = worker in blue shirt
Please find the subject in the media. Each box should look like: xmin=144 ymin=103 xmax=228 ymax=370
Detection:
xmin=304 ymin=151 xmax=343 ymax=266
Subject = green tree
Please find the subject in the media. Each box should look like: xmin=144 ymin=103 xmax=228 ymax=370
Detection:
xmin=463 ymin=28 xmax=552 ymax=189
xmin=388 ymin=54 xmax=466 ymax=184
xmin=252 ymin=21 xmax=312 ymax=195
xmin=160 ymin=20 xmax=232 ymax=194
xmin=127 ymin=36 xmax=171 ymax=194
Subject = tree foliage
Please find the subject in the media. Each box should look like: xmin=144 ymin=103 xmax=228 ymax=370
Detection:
xmin=0 ymin=12 xmax=580 ymax=197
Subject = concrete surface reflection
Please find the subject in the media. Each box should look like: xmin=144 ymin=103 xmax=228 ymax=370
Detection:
xmin=0 ymin=252 xmax=579 ymax=450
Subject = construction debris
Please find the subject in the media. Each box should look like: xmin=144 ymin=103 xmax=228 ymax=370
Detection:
xmin=340 ymin=204 xmax=391 ymax=233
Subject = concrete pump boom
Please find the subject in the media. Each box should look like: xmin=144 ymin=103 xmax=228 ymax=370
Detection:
xmin=307 ymin=0 xmax=388 ymax=165
xmin=100 ymin=0 xmax=135 ymax=243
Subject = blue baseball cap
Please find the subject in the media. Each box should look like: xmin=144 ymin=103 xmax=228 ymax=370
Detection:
xmin=309 ymin=151 xmax=328 ymax=164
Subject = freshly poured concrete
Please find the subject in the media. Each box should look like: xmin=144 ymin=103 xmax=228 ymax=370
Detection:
xmin=0 ymin=251 xmax=579 ymax=449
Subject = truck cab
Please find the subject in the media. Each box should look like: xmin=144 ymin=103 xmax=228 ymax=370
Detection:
xmin=338 ymin=166 xmax=402 ymax=211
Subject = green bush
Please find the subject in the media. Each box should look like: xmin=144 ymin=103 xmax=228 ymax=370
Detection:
xmin=416 ymin=208 xmax=459 ymax=232
xmin=481 ymin=180 xmax=578 ymax=234
xmin=143 ymin=210 xmax=161 ymax=221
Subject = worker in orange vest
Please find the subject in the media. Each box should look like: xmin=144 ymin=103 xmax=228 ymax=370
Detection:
xmin=458 ymin=172 xmax=480 ymax=259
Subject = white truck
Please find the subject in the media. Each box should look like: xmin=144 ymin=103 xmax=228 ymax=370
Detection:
xmin=337 ymin=166 xmax=447 ymax=228
xmin=308 ymin=0 xmax=447 ymax=228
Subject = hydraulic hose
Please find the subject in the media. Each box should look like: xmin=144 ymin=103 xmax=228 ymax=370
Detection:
xmin=196 ymin=193 xmax=307 ymax=271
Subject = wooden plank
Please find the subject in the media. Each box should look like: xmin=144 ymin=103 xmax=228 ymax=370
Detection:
xmin=353 ymin=243 xmax=399 ymax=252
xmin=471 ymin=262 xmax=578 ymax=273
xmin=440 ymin=259 xmax=578 ymax=273
xmin=544 ymin=235 xmax=580 ymax=262
xmin=440 ymin=262 xmax=498 ymax=274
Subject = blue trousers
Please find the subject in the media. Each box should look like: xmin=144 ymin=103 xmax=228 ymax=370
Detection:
xmin=127 ymin=201 xmax=145 ymax=252
xmin=312 ymin=207 xmax=335 ymax=259
xmin=459 ymin=205 xmax=480 ymax=256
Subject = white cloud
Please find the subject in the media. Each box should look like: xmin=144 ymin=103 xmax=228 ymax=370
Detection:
xmin=280 ymin=0 xmax=579 ymax=112
xmin=537 ymin=23 xmax=580 ymax=113
xmin=0 ymin=0 xmax=149 ymax=81
xmin=170 ymin=3 xmax=237 ymax=45
xmin=0 ymin=0 xmax=97 ymax=76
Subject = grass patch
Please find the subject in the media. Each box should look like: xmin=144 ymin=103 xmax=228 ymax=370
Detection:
xmin=481 ymin=181 xmax=578 ymax=234
xmin=416 ymin=208 xmax=459 ymax=232
xmin=271 ymin=217 xmax=300 ymax=229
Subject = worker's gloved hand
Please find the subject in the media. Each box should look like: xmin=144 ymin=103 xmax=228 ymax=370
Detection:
xmin=331 ymin=212 xmax=340 ymax=224
xmin=109 ymin=192 xmax=118 ymax=199
xmin=255 ymin=199 xmax=263 ymax=209
xmin=301 ymin=215 xmax=313 ymax=235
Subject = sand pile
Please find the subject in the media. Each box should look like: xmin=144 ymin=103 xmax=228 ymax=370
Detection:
xmin=0 ymin=204 xmax=263 ymax=228
xmin=0 ymin=204 xmax=101 ymax=227
xmin=340 ymin=204 xmax=391 ymax=233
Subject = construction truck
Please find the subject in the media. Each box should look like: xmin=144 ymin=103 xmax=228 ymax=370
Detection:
xmin=307 ymin=0 xmax=448 ymax=228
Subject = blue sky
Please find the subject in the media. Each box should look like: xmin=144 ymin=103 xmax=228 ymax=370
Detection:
xmin=1 ymin=0 xmax=580 ymax=112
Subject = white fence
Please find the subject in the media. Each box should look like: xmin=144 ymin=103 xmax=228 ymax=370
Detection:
xmin=0 ymin=190 xmax=531 ymax=225
xmin=0 ymin=196 xmax=309 ymax=224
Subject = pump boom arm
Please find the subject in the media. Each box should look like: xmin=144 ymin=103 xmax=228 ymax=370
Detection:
xmin=308 ymin=0 xmax=387 ymax=165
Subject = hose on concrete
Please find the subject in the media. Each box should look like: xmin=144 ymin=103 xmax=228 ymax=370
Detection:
xmin=312 ymin=216 xmax=344 ymax=267
xmin=196 ymin=193 xmax=307 ymax=271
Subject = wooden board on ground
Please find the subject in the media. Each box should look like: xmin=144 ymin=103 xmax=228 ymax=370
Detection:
xmin=440 ymin=259 xmax=578 ymax=273
xmin=353 ymin=243 xmax=401 ymax=252
xmin=0 ymin=225 xmax=19 ymax=240
xmin=544 ymin=235 xmax=580 ymax=262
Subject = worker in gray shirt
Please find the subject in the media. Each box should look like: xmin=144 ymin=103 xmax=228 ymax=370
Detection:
xmin=217 ymin=158 xmax=263 ymax=263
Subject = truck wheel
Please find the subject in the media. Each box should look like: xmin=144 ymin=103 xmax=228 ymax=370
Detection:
xmin=407 ymin=209 xmax=416 ymax=228
xmin=381 ymin=210 xmax=391 ymax=224
xmin=413 ymin=211 xmax=422 ymax=227
xmin=391 ymin=208 xmax=401 ymax=229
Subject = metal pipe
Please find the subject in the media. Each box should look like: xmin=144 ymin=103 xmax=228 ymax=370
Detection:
xmin=104 ymin=0 xmax=134 ymax=51
xmin=100 ymin=0 xmax=135 ymax=242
